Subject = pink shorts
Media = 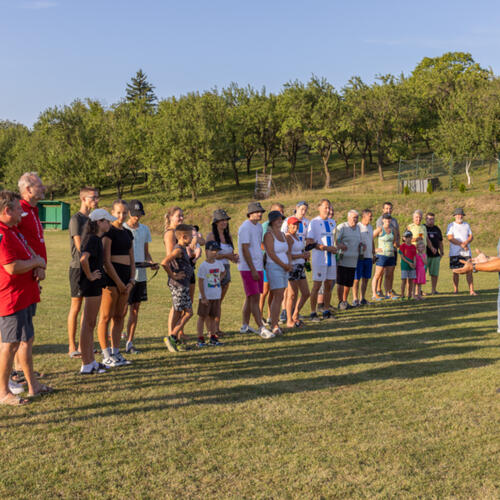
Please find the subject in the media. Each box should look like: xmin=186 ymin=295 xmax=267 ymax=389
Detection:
xmin=240 ymin=270 xmax=264 ymax=297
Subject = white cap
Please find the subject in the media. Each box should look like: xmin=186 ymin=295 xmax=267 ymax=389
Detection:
xmin=89 ymin=209 xmax=116 ymax=222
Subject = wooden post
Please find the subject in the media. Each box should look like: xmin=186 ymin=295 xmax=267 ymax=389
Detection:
xmin=310 ymin=163 xmax=313 ymax=190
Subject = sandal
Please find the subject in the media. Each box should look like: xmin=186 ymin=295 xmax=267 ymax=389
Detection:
xmin=69 ymin=351 xmax=81 ymax=358
xmin=0 ymin=393 xmax=30 ymax=406
xmin=29 ymin=384 xmax=54 ymax=398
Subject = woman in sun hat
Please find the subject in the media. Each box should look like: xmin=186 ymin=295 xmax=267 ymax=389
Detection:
xmin=206 ymin=208 xmax=239 ymax=335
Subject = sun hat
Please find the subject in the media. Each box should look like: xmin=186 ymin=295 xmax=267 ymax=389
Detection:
xmin=129 ymin=199 xmax=145 ymax=216
xmin=268 ymin=210 xmax=285 ymax=223
xmin=89 ymin=209 xmax=116 ymax=222
xmin=206 ymin=240 xmax=221 ymax=251
xmin=247 ymin=201 xmax=265 ymax=216
xmin=213 ymin=209 xmax=231 ymax=223
xmin=287 ymin=216 xmax=300 ymax=225
xmin=453 ymin=207 xmax=465 ymax=216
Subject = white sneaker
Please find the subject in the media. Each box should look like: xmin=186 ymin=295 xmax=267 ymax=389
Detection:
xmin=102 ymin=356 xmax=120 ymax=368
xmin=259 ymin=326 xmax=275 ymax=339
xmin=240 ymin=325 xmax=259 ymax=334
xmin=114 ymin=352 xmax=131 ymax=366
xmin=8 ymin=379 xmax=24 ymax=395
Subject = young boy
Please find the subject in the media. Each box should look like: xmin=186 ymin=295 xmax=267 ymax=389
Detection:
xmin=123 ymin=200 xmax=158 ymax=354
xmin=197 ymin=241 xmax=226 ymax=347
xmin=161 ymin=224 xmax=194 ymax=352
xmin=399 ymin=230 xmax=417 ymax=299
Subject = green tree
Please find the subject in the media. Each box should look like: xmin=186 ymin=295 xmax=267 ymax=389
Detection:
xmin=125 ymin=69 xmax=157 ymax=111
xmin=0 ymin=121 xmax=29 ymax=185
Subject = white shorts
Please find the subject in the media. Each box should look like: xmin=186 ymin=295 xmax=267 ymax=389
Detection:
xmin=312 ymin=264 xmax=336 ymax=282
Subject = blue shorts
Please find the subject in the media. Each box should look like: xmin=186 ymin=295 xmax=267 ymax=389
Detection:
xmin=376 ymin=254 xmax=396 ymax=267
xmin=355 ymin=258 xmax=373 ymax=280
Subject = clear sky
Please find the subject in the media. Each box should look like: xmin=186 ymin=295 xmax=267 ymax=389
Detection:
xmin=2 ymin=0 xmax=500 ymax=127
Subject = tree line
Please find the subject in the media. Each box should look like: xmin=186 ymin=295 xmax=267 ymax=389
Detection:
xmin=1 ymin=53 xmax=499 ymax=201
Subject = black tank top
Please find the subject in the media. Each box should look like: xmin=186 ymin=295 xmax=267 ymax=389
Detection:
xmin=104 ymin=225 xmax=133 ymax=256
xmin=168 ymin=244 xmax=193 ymax=287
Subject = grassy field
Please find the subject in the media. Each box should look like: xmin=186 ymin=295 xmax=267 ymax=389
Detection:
xmin=1 ymin=230 xmax=499 ymax=499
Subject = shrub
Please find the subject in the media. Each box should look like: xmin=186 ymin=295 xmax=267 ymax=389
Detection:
xmin=459 ymin=183 xmax=466 ymax=193
xmin=426 ymin=182 xmax=433 ymax=194
xmin=403 ymin=185 xmax=410 ymax=195
xmin=489 ymin=183 xmax=495 ymax=192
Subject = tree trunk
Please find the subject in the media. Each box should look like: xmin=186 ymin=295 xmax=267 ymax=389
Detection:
xmin=465 ymin=159 xmax=472 ymax=185
xmin=368 ymin=148 xmax=373 ymax=165
xmin=231 ymin=159 xmax=240 ymax=186
xmin=361 ymin=156 xmax=365 ymax=177
xmin=246 ymin=155 xmax=252 ymax=174
xmin=377 ymin=155 xmax=384 ymax=181
xmin=191 ymin=188 xmax=197 ymax=202
xmin=322 ymin=156 xmax=331 ymax=189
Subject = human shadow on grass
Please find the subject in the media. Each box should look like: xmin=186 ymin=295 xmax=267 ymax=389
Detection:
xmin=1 ymin=356 xmax=496 ymax=428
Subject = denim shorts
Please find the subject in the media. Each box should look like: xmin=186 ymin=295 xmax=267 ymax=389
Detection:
xmin=265 ymin=261 xmax=288 ymax=290
xmin=376 ymin=254 xmax=396 ymax=267
xmin=354 ymin=258 xmax=373 ymax=280
xmin=401 ymin=269 xmax=416 ymax=280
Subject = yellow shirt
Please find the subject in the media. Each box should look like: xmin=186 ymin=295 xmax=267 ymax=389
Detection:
xmin=408 ymin=223 xmax=427 ymax=247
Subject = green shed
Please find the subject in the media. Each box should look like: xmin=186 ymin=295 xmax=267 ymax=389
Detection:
xmin=37 ymin=200 xmax=70 ymax=230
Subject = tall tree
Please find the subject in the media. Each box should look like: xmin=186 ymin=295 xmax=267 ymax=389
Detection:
xmin=125 ymin=69 xmax=157 ymax=111
xmin=0 ymin=121 xmax=29 ymax=185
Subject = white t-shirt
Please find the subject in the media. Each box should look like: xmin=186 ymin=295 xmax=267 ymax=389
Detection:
xmin=237 ymin=219 xmax=264 ymax=271
xmin=446 ymin=221 xmax=472 ymax=257
xmin=123 ymin=222 xmax=152 ymax=282
xmin=335 ymin=222 xmax=362 ymax=268
xmin=281 ymin=216 xmax=309 ymax=242
xmin=306 ymin=216 xmax=337 ymax=268
xmin=197 ymin=260 xmax=226 ymax=300
xmin=358 ymin=222 xmax=374 ymax=259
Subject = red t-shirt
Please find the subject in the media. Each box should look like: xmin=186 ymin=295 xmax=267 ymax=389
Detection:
xmin=399 ymin=243 xmax=417 ymax=261
xmin=18 ymin=199 xmax=47 ymax=262
xmin=0 ymin=221 xmax=40 ymax=316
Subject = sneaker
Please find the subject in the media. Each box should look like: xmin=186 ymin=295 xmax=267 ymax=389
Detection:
xmin=80 ymin=363 xmax=108 ymax=375
xmin=371 ymin=296 xmax=384 ymax=302
xmin=265 ymin=318 xmax=271 ymax=327
xmin=272 ymin=327 xmax=283 ymax=337
xmin=102 ymin=356 xmax=120 ymax=368
xmin=352 ymin=300 xmax=360 ymax=307
xmin=360 ymin=299 xmax=370 ymax=306
xmin=259 ymin=326 xmax=275 ymax=339
xmin=317 ymin=304 xmax=325 ymax=313
xmin=125 ymin=345 xmax=140 ymax=354
xmin=176 ymin=343 xmax=191 ymax=351
xmin=8 ymin=378 xmax=24 ymax=395
xmin=338 ymin=301 xmax=348 ymax=311
xmin=309 ymin=312 xmax=321 ymax=322
xmin=322 ymin=310 xmax=332 ymax=319
xmin=209 ymin=336 xmax=223 ymax=346
xmin=376 ymin=291 xmax=384 ymax=298
xmin=196 ymin=341 xmax=208 ymax=348
xmin=239 ymin=325 xmax=259 ymax=334
xmin=164 ymin=335 xmax=178 ymax=352
xmin=114 ymin=352 xmax=131 ymax=366
xmin=279 ymin=310 xmax=287 ymax=324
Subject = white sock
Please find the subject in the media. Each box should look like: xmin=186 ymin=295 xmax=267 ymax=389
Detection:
xmin=80 ymin=362 xmax=95 ymax=373
xmin=111 ymin=347 xmax=119 ymax=356
xmin=126 ymin=341 xmax=132 ymax=350
xmin=102 ymin=347 xmax=111 ymax=359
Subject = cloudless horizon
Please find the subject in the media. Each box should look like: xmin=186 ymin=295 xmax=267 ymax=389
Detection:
xmin=2 ymin=0 xmax=500 ymax=127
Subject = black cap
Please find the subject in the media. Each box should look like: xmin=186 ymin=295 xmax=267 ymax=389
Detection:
xmin=453 ymin=207 xmax=465 ymax=216
xmin=382 ymin=213 xmax=392 ymax=220
xmin=129 ymin=199 xmax=145 ymax=216
xmin=403 ymin=230 xmax=413 ymax=238
xmin=213 ymin=209 xmax=231 ymax=223
xmin=206 ymin=240 xmax=221 ymax=251
xmin=247 ymin=201 xmax=265 ymax=216
xmin=268 ymin=210 xmax=285 ymax=224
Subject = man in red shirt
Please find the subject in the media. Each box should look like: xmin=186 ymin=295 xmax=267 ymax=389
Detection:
xmin=0 ymin=191 xmax=50 ymax=405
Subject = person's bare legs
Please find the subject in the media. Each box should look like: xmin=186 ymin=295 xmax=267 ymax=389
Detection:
xmin=323 ymin=279 xmax=333 ymax=309
xmin=342 ymin=286 xmax=351 ymax=302
xmin=215 ymin=283 xmax=230 ymax=333
xmin=337 ymin=284 xmax=344 ymax=304
xmin=385 ymin=266 xmax=395 ymax=295
xmin=249 ymin=294 xmax=264 ymax=329
xmin=401 ymin=278 xmax=407 ymax=298
xmin=431 ymin=274 xmax=439 ymax=294
xmin=310 ymin=281 xmax=322 ymax=313
xmin=269 ymin=288 xmax=285 ymax=331
xmin=80 ymin=296 xmax=101 ymax=366
xmin=293 ymin=280 xmax=310 ymax=321
xmin=0 ymin=341 xmax=18 ymax=399
xmin=126 ymin=302 xmax=141 ymax=344
xmin=372 ymin=266 xmax=384 ymax=298
xmin=97 ymin=287 xmax=115 ymax=351
xmin=67 ymin=297 xmax=83 ymax=354
xmin=467 ymin=272 xmax=477 ymax=295
xmin=286 ymin=282 xmax=298 ymax=327
xmin=360 ymin=278 xmax=369 ymax=301
xmin=452 ymin=273 xmax=460 ymax=293
xmin=352 ymin=279 xmax=360 ymax=303
xmin=17 ymin=337 xmax=44 ymax=395
xmin=171 ymin=310 xmax=193 ymax=337
xmin=259 ymin=282 xmax=270 ymax=317
xmin=111 ymin=291 xmax=130 ymax=349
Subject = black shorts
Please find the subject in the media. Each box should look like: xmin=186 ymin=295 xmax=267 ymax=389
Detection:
xmin=69 ymin=267 xmax=83 ymax=298
xmin=80 ymin=280 xmax=104 ymax=297
xmin=289 ymin=263 xmax=306 ymax=282
xmin=105 ymin=263 xmax=131 ymax=287
xmin=128 ymin=281 xmax=148 ymax=304
xmin=0 ymin=305 xmax=35 ymax=343
xmin=450 ymin=255 xmax=470 ymax=269
xmin=221 ymin=263 xmax=231 ymax=287
xmin=337 ymin=265 xmax=356 ymax=287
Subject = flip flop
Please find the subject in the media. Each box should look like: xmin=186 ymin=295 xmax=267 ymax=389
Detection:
xmin=0 ymin=394 xmax=30 ymax=406
xmin=29 ymin=384 xmax=54 ymax=398
xmin=69 ymin=351 xmax=81 ymax=358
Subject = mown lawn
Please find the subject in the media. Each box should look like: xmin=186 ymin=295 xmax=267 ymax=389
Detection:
xmin=1 ymin=233 xmax=499 ymax=499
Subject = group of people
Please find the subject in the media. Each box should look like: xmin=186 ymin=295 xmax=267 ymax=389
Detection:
xmin=1 ymin=172 xmax=498 ymax=406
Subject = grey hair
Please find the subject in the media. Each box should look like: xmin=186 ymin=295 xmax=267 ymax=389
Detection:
xmin=348 ymin=209 xmax=359 ymax=217
xmin=18 ymin=172 xmax=41 ymax=194
xmin=413 ymin=209 xmax=423 ymax=217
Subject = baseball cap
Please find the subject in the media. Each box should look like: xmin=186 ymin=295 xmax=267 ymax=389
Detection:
xmin=89 ymin=209 xmax=116 ymax=222
xmin=213 ymin=208 xmax=231 ymax=223
xmin=403 ymin=230 xmax=412 ymax=238
xmin=247 ymin=201 xmax=265 ymax=216
xmin=296 ymin=201 xmax=308 ymax=207
xmin=287 ymin=216 xmax=300 ymax=225
xmin=129 ymin=199 xmax=145 ymax=216
xmin=205 ymin=240 xmax=221 ymax=251
xmin=268 ymin=210 xmax=285 ymax=223
xmin=382 ymin=213 xmax=392 ymax=220
xmin=453 ymin=207 xmax=465 ymax=216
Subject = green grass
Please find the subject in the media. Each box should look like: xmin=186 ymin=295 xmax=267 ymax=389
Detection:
xmin=1 ymin=232 xmax=499 ymax=499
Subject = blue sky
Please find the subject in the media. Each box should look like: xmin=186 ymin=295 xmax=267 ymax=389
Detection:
xmin=2 ymin=0 xmax=500 ymax=127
